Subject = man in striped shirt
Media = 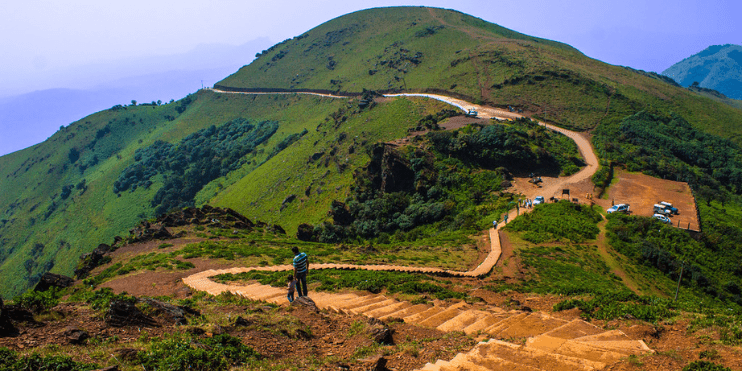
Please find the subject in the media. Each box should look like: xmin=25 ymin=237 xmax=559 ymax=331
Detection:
xmin=292 ymin=246 xmax=309 ymax=297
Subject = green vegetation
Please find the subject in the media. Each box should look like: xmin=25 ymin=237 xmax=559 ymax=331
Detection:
xmin=594 ymin=111 xmax=742 ymax=194
xmin=683 ymin=360 xmax=733 ymax=371
xmin=137 ymin=333 xmax=260 ymax=371
xmin=115 ymin=118 xmax=281 ymax=215
xmin=10 ymin=288 xmax=61 ymax=313
xmin=504 ymin=201 xmax=602 ymax=243
xmin=553 ymin=292 xmax=675 ymax=322
xmin=0 ymin=347 xmax=98 ymax=371
xmin=306 ymin=118 xmax=580 ymax=243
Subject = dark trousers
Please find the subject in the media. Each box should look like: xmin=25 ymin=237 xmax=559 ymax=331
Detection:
xmin=287 ymin=291 xmax=295 ymax=302
xmin=295 ymin=271 xmax=308 ymax=297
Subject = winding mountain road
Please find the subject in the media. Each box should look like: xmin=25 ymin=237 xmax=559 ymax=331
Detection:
xmin=182 ymin=90 xmax=647 ymax=370
xmin=191 ymin=89 xmax=599 ymax=279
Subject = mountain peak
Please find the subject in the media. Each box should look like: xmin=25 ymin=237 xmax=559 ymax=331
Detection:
xmin=662 ymin=44 xmax=742 ymax=99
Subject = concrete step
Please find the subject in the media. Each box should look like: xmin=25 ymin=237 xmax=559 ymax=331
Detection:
xmin=462 ymin=313 xmax=511 ymax=335
xmin=526 ymin=335 xmax=637 ymax=364
xmin=378 ymin=304 xmax=431 ymax=320
xmin=541 ymin=319 xmax=605 ymax=340
xmin=363 ymin=301 xmax=411 ymax=318
xmin=404 ymin=306 xmax=447 ymax=324
xmin=467 ymin=352 xmax=546 ymax=371
xmin=416 ymin=302 xmax=469 ymax=328
xmin=444 ymin=352 xmax=490 ymax=371
xmin=436 ymin=310 xmax=486 ymax=332
xmin=340 ymin=295 xmax=390 ymax=311
xmin=487 ymin=312 xmax=568 ymax=339
xmin=572 ymin=329 xmax=630 ymax=342
xmin=478 ymin=339 xmax=605 ymax=371
xmin=349 ymin=299 xmax=399 ymax=315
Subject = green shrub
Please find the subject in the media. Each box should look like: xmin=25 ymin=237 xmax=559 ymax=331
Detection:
xmin=137 ymin=334 xmax=259 ymax=371
xmin=11 ymin=288 xmax=60 ymax=313
xmin=505 ymin=201 xmax=602 ymax=243
xmin=683 ymin=360 xmax=732 ymax=371
xmin=0 ymin=347 xmax=98 ymax=371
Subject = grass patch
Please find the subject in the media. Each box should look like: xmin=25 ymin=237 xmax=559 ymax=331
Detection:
xmin=504 ymin=201 xmax=602 ymax=244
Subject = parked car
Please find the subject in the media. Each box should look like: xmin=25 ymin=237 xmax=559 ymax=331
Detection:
xmin=653 ymin=204 xmax=672 ymax=216
xmin=652 ymin=214 xmax=671 ymax=224
xmin=607 ymin=203 xmax=630 ymax=214
xmin=659 ymin=201 xmax=679 ymax=215
xmin=533 ymin=196 xmax=545 ymax=205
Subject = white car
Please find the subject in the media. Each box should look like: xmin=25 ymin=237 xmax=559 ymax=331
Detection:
xmin=607 ymin=204 xmax=629 ymax=214
xmin=533 ymin=196 xmax=545 ymax=205
xmin=652 ymin=214 xmax=671 ymax=224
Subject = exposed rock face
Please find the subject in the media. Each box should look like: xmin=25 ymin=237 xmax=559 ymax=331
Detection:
xmin=105 ymin=300 xmax=159 ymax=328
xmin=75 ymin=244 xmax=114 ymax=279
xmin=34 ymin=273 xmax=74 ymax=292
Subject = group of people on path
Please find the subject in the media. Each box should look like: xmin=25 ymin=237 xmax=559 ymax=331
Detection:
xmin=287 ymin=246 xmax=309 ymax=303
xmin=520 ymin=198 xmax=534 ymax=208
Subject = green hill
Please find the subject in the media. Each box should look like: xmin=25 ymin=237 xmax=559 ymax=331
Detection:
xmin=2 ymin=6 xmax=742 ymax=300
xmin=663 ymin=44 xmax=742 ymax=100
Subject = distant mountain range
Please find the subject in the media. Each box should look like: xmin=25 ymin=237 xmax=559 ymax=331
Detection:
xmin=0 ymin=38 xmax=271 ymax=156
xmin=662 ymin=44 xmax=742 ymax=100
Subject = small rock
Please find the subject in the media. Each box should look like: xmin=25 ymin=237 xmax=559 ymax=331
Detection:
xmin=234 ymin=316 xmax=252 ymax=327
xmin=369 ymin=326 xmax=393 ymax=344
xmin=358 ymin=355 xmax=388 ymax=371
xmin=115 ymin=348 xmax=139 ymax=361
xmin=63 ymin=326 xmax=89 ymax=344
xmin=291 ymin=296 xmax=318 ymax=312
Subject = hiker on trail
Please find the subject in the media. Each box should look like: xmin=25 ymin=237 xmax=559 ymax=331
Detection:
xmin=287 ymin=274 xmax=296 ymax=303
xmin=292 ymin=246 xmax=309 ymax=297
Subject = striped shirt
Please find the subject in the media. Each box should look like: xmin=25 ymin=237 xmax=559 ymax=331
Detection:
xmin=293 ymin=252 xmax=308 ymax=274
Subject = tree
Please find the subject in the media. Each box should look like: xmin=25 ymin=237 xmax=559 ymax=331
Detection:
xmin=157 ymin=100 xmax=162 ymax=106
xmin=131 ymin=100 xmax=137 ymax=106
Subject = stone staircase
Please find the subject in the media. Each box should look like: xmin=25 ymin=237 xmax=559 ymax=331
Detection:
xmin=183 ymin=268 xmax=652 ymax=371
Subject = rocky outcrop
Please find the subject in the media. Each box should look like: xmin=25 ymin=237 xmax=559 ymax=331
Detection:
xmin=75 ymin=244 xmax=114 ymax=279
xmin=105 ymin=300 xmax=159 ymax=328
xmin=34 ymin=273 xmax=74 ymax=292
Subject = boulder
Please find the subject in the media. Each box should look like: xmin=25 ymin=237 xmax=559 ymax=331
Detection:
xmin=105 ymin=300 xmax=159 ymax=328
xmin=34 ymin=273 xmax=74 ymax=292
xmin=296 ymin=223 xmax=316 ymax=241
xmin=291 ymin=296 xmax=318 ymax=312
xmin=139 ymin=298 xmax=187 ymax=325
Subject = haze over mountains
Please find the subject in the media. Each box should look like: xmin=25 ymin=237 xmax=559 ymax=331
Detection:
xmin=663 ymin=44 xmax=742 ymax=99
xmin=0 ymin=38 xmax=271 ymax=156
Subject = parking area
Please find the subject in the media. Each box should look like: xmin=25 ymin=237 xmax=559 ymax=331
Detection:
xmin=606 ymin=171 xmax=700 ymax=231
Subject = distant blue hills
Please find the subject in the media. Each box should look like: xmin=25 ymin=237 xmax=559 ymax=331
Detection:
xmin=663 ymin=44 xmax=742 ymax=100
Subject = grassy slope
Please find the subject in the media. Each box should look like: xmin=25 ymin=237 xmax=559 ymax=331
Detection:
xmin=218 ymin=7 xmax=742 ymax=140
xmin=0 ymin=90 xmax=455 ymax=298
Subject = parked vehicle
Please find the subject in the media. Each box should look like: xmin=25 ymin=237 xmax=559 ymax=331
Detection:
xmin=607 ymin=204 xmax=630 ymax=214
xmin=652 ymin=214 xmax=671 ymax=224
xmin=533 ymin=196 xmax=545 ymax=205
xmin=659 ymin=201 xmax=679 ymax=215
xmin=465 ymin=108 xmax=478 ymax=117
xmin=653 ymin=204 xmax=672 ymax=215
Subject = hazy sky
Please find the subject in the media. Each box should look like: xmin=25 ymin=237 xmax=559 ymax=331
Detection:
xmin=1 ymin=0 xmax=740 ymax=97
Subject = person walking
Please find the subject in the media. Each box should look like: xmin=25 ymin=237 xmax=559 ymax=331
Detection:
xmin=291 ymin=246 xmax=309 ymax=297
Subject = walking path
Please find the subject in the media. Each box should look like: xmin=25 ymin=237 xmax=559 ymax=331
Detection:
xmin=183 ymin=90 xmax=645 ymax=370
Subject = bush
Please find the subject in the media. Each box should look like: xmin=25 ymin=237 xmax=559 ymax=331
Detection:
xmin=683 ymin=360 xmax=732 ymax=371
xmin=0 ymin=347 xmax=98 ymax=371
xmin=138 ymin=334 xmax=259 ymax=371
xmin=12 ymin=288 xmax=60 ymax=313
